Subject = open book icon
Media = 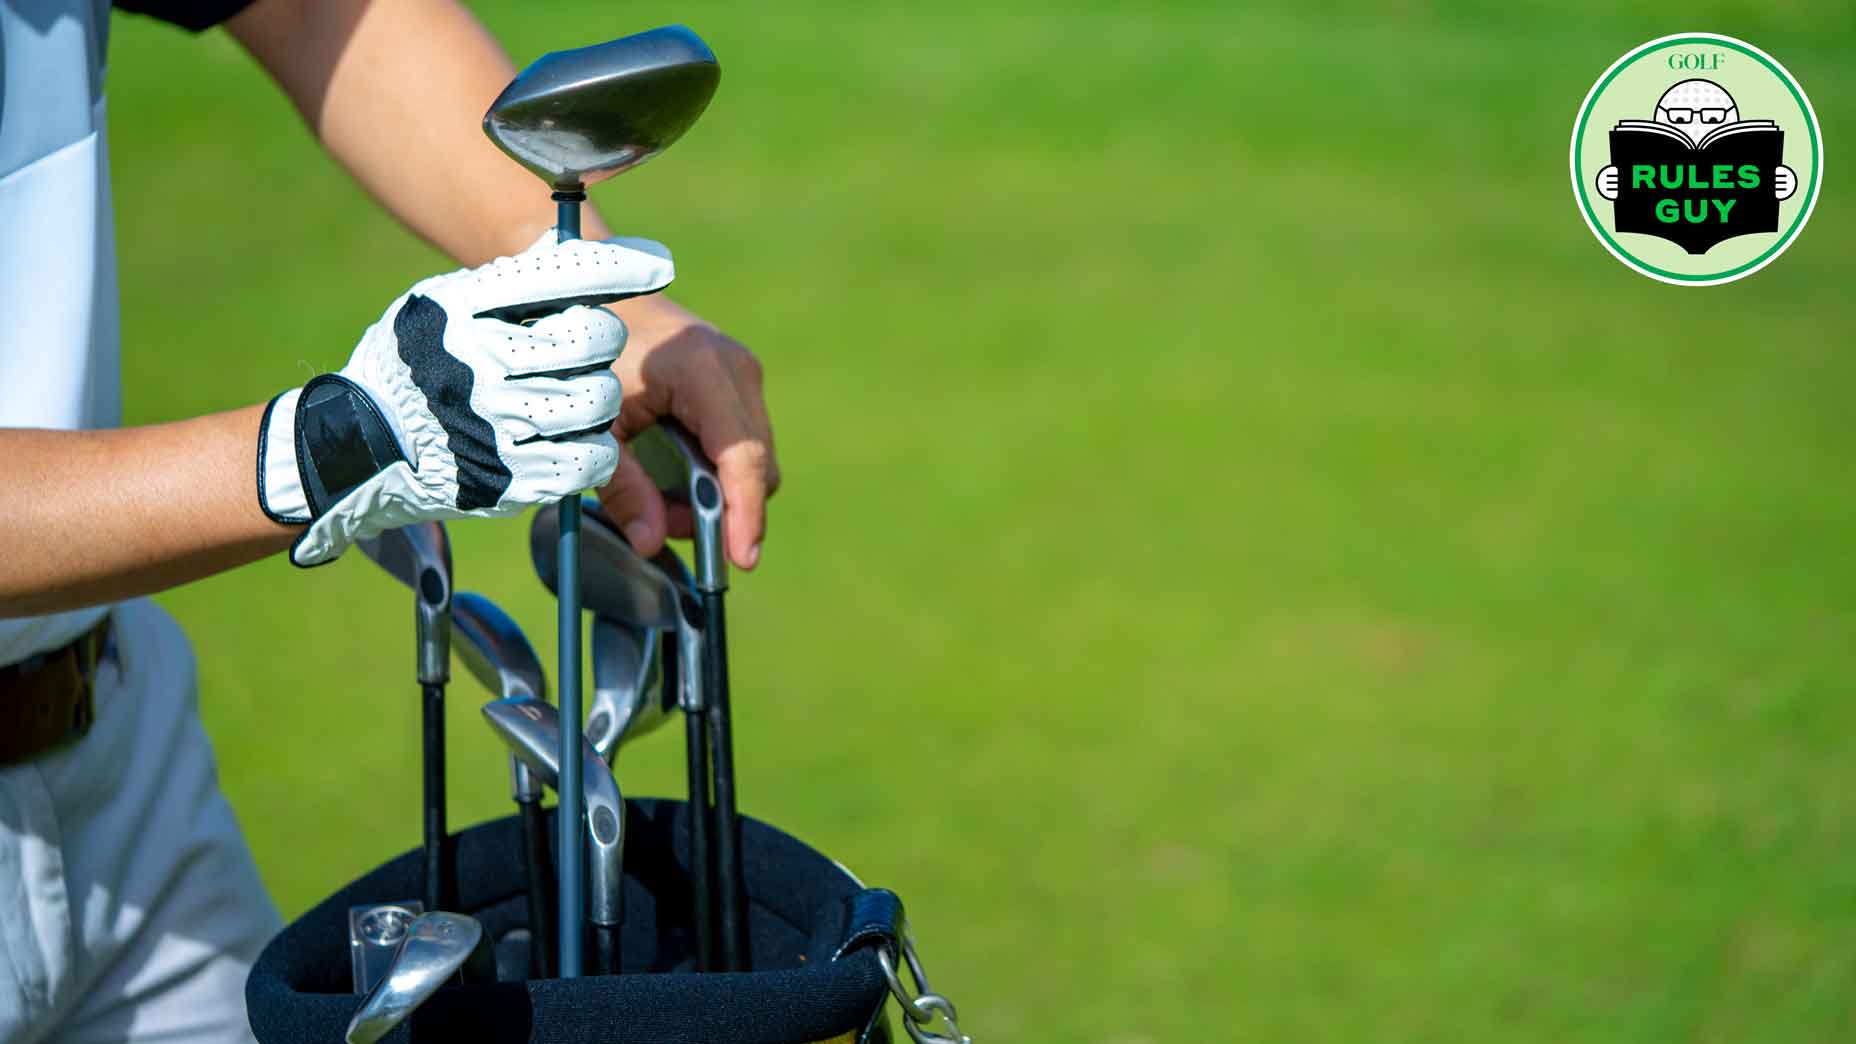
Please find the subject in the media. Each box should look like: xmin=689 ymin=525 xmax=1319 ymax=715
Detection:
xmin=1606 ymin=120 xmax=1784 ymax=254
xmin=1614 ymin=119 xmax=1777 ymax=151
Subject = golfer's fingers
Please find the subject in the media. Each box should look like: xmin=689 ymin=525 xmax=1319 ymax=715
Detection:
xmin=594 ymin=451 xmax=670 ymax=555
xmin=672 ymin=337 xmax=774 ymax=571
xmin=473 ymin=306 xmax=625 ymax=378
xmin=709 ymin=424 xmax=772 ymax=571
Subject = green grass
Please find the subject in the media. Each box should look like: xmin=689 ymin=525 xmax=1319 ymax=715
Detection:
xmin=107 ymin=2 xmax=1855 ymax=1040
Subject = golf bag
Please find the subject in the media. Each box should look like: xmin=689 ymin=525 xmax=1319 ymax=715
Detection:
xmin=245 ymin=799 xmax=926 ymax=1043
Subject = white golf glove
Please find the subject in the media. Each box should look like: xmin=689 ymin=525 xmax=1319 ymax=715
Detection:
xmin=257 ymin=231 xmax=674 ymax=566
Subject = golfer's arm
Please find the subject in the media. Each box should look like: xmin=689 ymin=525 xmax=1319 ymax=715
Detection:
xmin=228 ymin=0 xmax=615 ymax=265
xmin=0 ymin=407 xmax=296 ymax=617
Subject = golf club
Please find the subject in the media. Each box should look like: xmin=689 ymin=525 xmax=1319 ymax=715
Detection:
xmin=482 ymin=695 xmax=628 ymax=976
xmin=632 ymin=420 xmax=748 ymax=970
xmin=344 ymin=911 xmax=491 ymax=1044
xmin=482 ymin=23 xmax=719 ymax=979
xmin=589 ymin=614 xmax=674 ymax=762
xmin=357 ymin=524 xmax=453 ymax=914
xmin=347 ymin=901 xmax=423 ymax=995
xmin=449 ymin=591 xmax=554 ymax=979
xmin=531 ymin=498 xmax=716 ymax=970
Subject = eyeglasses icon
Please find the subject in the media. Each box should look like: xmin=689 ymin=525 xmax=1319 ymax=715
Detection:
xmin=1659 ymin=106 xmax=1731 ymax=125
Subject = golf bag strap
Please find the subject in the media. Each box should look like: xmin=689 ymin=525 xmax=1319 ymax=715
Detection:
xmin=833 ymin=889 xmax=905 ymax=962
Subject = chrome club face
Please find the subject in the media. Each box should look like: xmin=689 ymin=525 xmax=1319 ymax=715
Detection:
xmin=530 ymin=500 xmax=688 ymax=632
xmin=344 ymin=912 xmax=487 ymax=1044
xmin=589 ymin=616 xmax=671 ymax=761
xmin=482 ymin=25 xmax=720 ymax=192
xmin=451 ymin=592 xmax=547 ymax=702
xmin=481 ymin=697 xmax=627 ymax=934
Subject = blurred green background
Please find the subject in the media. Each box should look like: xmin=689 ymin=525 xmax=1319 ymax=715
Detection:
xmin=108 ymin=1 xmax=1854 ymax=1040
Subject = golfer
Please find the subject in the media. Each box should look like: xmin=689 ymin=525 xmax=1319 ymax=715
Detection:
xmin=0 ymin=1 xmax=777 ymax=1040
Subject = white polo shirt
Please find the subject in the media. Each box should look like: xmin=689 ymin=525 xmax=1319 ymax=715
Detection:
xmin=1 ymin=0 xmax=249 ymax=665
xmin=1 ymin=0 xmax=119 ymax=665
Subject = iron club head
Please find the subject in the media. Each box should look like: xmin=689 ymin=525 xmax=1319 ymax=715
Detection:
xmin=589 ymin=615 xmax=672 ymax=762
xmin=357 ymin=523 xmax=453 ymax=685
xmin=529 ymin=500 xmax=691 ymax=632
xmin=629 ymin=420 xmax=726 ymax=591
xmin=451 ymin=591 xmax=550 ymax=804
xmin=344 ymin=911 xmax=488 ymax=1044
xmin=481 ymin=697 xmax=627 ymax=929
xmin=451 ymin=592 xmax=547 ymax=703
xmin=483 ymin=25 xmax=720 ymax=192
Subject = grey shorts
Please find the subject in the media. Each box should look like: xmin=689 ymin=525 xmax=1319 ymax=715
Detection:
xmin=0 ymin=600 xmax=281 ymax=1043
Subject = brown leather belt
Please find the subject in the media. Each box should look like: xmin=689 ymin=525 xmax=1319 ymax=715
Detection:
xmin=0 ymin=615 xmax=111 ymax=765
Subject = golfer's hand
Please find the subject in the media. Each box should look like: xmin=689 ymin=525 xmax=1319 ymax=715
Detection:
xmin=257 ymin=231 xmax=674 ymax=566
xmin=596 ymin=296 xmax=777 ymax=571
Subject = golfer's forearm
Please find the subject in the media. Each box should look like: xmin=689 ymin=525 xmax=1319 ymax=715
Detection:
xmin=229 ymin=0 xmax=614 ymax=266
xmin=0 ymin=408 xmax=295 ymax=616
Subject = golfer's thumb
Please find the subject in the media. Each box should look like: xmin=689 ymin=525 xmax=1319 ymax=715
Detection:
xmin=595 ymin=451 xmax=669 ymax=555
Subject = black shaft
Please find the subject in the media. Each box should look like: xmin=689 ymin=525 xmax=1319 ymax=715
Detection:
xmin=703 ymin=594 xmax=748 ymax=971
xmin=421 ymin=681 xmax=449 ymax=912
xmin=685 ymin=711 xmax=716 ymax=971
xmin=519 ymin=798 xmax=554 ymax=979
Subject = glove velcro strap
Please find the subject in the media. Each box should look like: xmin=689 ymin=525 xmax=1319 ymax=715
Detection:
xmin=295 ymin=374 xmax=408 ymax=516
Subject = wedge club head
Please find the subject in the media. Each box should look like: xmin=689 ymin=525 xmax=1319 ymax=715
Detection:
xmin=344 ymin=911 xmax=488 ymax=1044
xmin=483 ymin=25 xmax=720 ymax=192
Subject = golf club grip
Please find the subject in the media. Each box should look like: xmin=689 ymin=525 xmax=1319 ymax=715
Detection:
xmin=702 ymin=594 xmax=749 ymax=971
xmin=685 ymin=712 xmax=716 ymax=971
xmin=519 ymin=798 xmax=555 ymax=979
xmin=422 ymin=682 xmax=449 ymax=912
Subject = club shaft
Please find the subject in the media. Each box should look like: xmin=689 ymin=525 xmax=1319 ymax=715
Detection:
xmin=554 ymin=190 xmax=587 ymax=978
xmin=594 ymin=924 xmax=621 ymax=977
xmin=685 ymin=711 xmax=715 ymax=971
xmin=421 ymin=681 xmax=449 ymax=912
xmin=519 ymin=797 xmax=554 ymax=979
xmin=702 ymin=594 xmax=747 ymax=970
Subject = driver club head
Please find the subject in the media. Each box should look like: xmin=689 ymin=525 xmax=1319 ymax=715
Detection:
xmin=357 ymin=523 xmax=453 ymax=684
xmin=483 ymin=25 xmax=720 ymax=192
xmin=344 ymin=911 xmax=489 ymax=1044
xmin=589 ymin=616 xmax=671 ymax=762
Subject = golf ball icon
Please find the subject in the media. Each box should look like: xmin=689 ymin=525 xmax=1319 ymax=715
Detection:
xmin=1654 ymin=79 xmax=1739 ymax=143
xmin=1596 ymin=79 xmax=1796 ymax=201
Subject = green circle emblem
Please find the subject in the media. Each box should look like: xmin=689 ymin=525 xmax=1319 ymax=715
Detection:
xmin=1570 ymin=33 xmax=1822 ymax=285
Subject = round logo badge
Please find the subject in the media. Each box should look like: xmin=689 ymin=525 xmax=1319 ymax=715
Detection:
xmin=1570 ymin=33 xmax=1822 ymax=285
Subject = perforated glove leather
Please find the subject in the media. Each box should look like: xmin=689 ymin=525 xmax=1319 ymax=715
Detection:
xmin=257 ymin=231 xmax=673 ymax=566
